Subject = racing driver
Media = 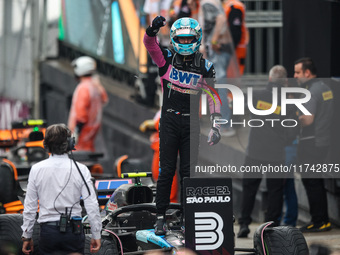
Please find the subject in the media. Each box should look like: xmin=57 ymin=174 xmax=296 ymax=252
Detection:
xmin=143 ymin=16 xmax=222 ymax=235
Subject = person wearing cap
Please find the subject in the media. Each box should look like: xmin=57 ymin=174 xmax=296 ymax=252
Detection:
xmin=68 ymin=56 xmax=108 ymax=152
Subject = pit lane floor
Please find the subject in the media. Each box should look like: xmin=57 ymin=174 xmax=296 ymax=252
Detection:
xmin=235 ymin=223 xmax=340 ymax=252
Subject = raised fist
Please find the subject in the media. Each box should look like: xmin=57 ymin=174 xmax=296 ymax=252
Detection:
xmin=146 ymin=16 xmax=166 ymax=37
xmin=151 ymin=16 xmax=166 ymax=29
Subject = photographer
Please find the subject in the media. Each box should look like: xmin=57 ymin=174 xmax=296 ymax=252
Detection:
xmin=21 ymin=124 xmax=102 ymax=254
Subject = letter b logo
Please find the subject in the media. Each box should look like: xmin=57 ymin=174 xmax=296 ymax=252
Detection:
xmin=194 ymin=212 xmax=224 ymax=250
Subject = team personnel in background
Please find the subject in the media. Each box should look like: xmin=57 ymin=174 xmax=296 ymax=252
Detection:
xmin=144 ymin=16 xmax=221 ymax=235
xmin=168 ymin=0 xmax=200 ymax=26
xmin=21 ymin=124 xmax=102 ymax=254
xmin=199 ymin=0 xmax=235 ymax=137
xmin=223 ymin=0 xmax=249 ymax=77
xmin=237 ymin=65 xmax=298 ymax=238
xmin=68 ymin=56 xmax=108 ymax=152
xmin=294 ymin=57 xmax=333 ymax=232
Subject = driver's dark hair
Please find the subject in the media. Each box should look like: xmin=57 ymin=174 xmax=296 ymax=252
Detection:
xmin=295 ymin=57 xmax=317 ymax=75
xmin=43 ymin=123 xmax=71 ymax=155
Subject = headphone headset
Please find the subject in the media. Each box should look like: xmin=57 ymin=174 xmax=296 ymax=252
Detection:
xmin=67 ymin=136 xmax=76 ymax=151
xmin=64 ymin=124 xmax=75 ymax=152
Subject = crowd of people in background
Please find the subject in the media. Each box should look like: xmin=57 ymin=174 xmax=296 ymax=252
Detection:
xmin=238 ymin=58 xmax=334 ymax=237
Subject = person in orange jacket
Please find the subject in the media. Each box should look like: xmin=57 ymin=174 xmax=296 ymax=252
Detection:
xmin=140 ymin=110 xmax=179 ymax=203
xmin=68 ymin=56 xmax=108 ymax=152
xmin=168 ymin=0 xmax=200 ymax=26
xmin=223 ymin=0 xmax=249 ymax=77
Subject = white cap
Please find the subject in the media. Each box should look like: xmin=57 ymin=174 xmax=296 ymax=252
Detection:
xmin=71 ymin=56 xmax=96 ymax=76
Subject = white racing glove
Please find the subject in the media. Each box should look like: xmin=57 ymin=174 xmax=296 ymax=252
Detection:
xmin=207 ymin=114 xmax=221 ymax=146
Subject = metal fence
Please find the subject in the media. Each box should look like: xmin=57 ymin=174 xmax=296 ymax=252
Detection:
xmin=243 ymin=0 xmax=283 ymax=75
